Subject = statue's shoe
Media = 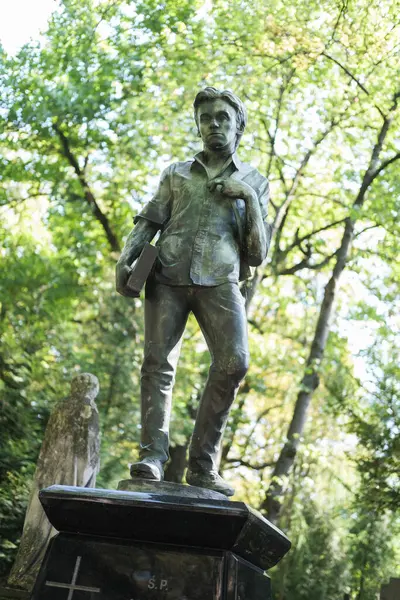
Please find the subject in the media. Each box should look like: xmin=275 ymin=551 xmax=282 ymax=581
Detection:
xmin=130 ymin=458 xmax=164 ymax=481
xmin=186 ymin=469 xmax=235 ymax=497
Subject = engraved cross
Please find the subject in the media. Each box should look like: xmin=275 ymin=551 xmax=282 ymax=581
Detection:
xmin=45 ymin=556 xmax=101 ymax=599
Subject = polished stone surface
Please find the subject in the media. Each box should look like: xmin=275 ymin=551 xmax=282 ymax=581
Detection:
xmin=32 ymin=534 xmax=225 ymax=599
xmin=30 ymin=485 xmax=288 ymax=599
xmin=31 ymin=533 xmax=271 ymax=600
xmin=117 ymin=479 xmax=227 ymax=500
xmin=39 ymin=486 xmax=291 ymax=571
xmin=380 ymin=578 xmax=400 ymax=600
xmin=225 ymin=554 xmax=271 ymax=600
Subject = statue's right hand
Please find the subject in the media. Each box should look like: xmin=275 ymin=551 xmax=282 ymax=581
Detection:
xmin=116 ymin=261 xmax=138 ymax=298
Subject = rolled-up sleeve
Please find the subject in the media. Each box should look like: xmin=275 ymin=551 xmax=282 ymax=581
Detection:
xmin=134 ymin=165 xmax=172 ymax=227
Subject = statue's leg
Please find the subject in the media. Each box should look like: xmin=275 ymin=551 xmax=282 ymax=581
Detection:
xmin=138 ymin=280 xmax=190 ymax=468
xmin=187 ymin=283 xmax=249 ymax=492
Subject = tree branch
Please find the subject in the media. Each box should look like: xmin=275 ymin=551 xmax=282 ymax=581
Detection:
xmin=261 ymin=118 xmax=288 ymax=193
xmin=273 ymin=117 xmax=342 ymax=235
xmin=321 ymin=52 xmax=385 ymax=119
xmin=326 ymin=0 xmax=348 ymax=47
xmin=370 ymin=150 xmax=400 ymax=182
xmin=354 ymin=223 xmax=382 ymax=238
xmin=278 ymin=218 xmax=346 ymax=263
xmin=53 ymin=123 xmax=120 ymax=252
xmin=224 ymin=458 xmax=275 ymax=470
xmin=276 ymin=249 xmax=339 ymax=276
xmin=265 ymin=70 xmax=295 ymax=179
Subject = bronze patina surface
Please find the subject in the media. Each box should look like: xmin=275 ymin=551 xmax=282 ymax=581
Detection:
xmin=116 ymin=87 xmax=270 ymax=496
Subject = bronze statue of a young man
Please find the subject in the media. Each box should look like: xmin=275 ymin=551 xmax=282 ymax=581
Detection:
xmin=116 ymin=87 xmax=270 ymax=496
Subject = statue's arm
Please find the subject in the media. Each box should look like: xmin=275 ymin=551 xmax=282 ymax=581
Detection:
xmin=116 ymin=166 xmax=172 ymax=296
xmin=244 ymin=179 xmax=270 ymax=266
xmin=115 ymin=220 xmax=159 ymax=296
xmin=118 ymin=219 xmax=159 ymax=266
xmin=209 ymin=175 xmax=271 ymax=267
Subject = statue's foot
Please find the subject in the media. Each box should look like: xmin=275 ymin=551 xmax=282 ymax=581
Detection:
xmin=130 ymin=458 xmax=164 ymax=481
xmin=186 ymin=469 xmax=235 ymax=497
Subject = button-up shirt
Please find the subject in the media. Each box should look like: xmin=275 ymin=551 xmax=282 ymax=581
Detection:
xmin=134 ymin=152 xmax=270 ymax=286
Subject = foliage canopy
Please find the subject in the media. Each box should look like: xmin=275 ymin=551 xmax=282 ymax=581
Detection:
xmin=1 ymin=0 xmax=399 ymax=597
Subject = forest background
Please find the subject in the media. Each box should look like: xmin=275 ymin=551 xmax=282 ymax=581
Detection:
xmin=0 ymin=0 xmax=399 ymax=598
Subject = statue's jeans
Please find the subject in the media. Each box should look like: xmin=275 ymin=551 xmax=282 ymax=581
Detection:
xmin=139 ymin=279 xmax=249 ymax=472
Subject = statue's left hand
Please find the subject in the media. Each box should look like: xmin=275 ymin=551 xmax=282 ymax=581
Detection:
xmin=208 ymin=177 xmax=256 ymax=201
xmin=116 ymin=261 xmax=139 ymax=298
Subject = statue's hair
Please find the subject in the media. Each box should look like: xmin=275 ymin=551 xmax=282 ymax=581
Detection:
xmin=193 ymin=87 xmax=247 ymax=143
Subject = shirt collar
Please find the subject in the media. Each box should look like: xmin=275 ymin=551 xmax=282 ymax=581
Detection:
xmin=231 ymin=152 xmax=244 ymax=171
xmin=193 ymin=151 xmax=245 ymax=174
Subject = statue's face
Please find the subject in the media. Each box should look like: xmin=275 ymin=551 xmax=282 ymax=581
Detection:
xmin=197 ymin=99 xmax=238 ymax=152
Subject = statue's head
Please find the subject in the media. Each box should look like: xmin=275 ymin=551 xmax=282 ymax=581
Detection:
xmin=193 ymin=87 xmax=247 ymax=152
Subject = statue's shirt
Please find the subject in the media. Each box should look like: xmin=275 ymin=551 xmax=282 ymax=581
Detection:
xmin=134 ymin=153 xmax=269 ymax=286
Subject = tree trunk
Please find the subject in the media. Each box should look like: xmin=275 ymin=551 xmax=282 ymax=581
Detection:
xmin=261 ymin=103 xmax=400 ymax=522
xmin=261 ymin=220 xmax=353 ymax=521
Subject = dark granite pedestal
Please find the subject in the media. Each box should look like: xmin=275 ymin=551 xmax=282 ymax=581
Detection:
xmin=30 ymin=483 xmax=291 ymax=600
